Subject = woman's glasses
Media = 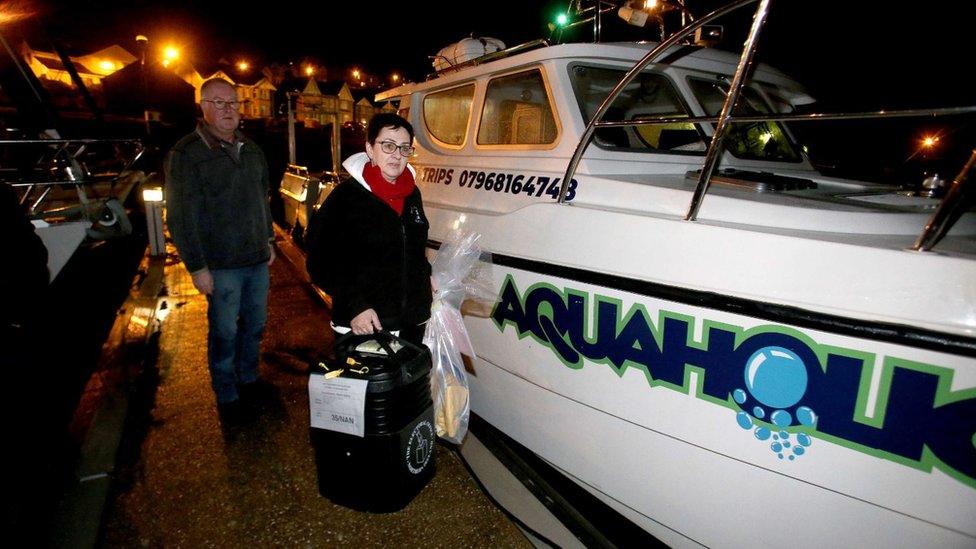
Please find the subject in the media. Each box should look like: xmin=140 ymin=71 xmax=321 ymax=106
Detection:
xmin=378 ymin=141 xmax=415 ymax=157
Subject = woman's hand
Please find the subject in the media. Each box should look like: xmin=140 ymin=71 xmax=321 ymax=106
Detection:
xmin=351 ymin=308 xmax=383 ymax=335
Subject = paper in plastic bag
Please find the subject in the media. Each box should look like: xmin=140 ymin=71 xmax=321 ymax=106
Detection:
xmin=423 ymin=230 xmax=492 ymax=444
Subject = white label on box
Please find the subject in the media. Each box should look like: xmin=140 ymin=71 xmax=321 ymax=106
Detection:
xmin=308 ymin=375 xmax=368 ymax=437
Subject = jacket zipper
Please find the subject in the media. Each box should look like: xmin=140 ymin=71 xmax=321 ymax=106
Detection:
xmin=399 ymin=220 xmax=408 ymax=330
xmin=358 ymin=183 xmax=413 ymax=330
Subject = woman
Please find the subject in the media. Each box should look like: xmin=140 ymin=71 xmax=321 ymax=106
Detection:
xmin=306 ymin=113 xmax=432 ymax=344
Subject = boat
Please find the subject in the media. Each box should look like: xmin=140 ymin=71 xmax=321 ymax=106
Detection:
xmin=276 ymin=91 xmax=342 ymax=245
xmin=1 ymin=137 xmax=146 ymax=280
xmin=373 ymin=0 xmax=976 ymax=546
xmin=1 ymin=22 xmax=147 ymax=281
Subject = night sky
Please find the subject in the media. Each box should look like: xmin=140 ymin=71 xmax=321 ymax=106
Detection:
xmin=27 ymin=0 xmax=972 ymax=107
xmin=14 ymin=0 xmax=976 ymax=180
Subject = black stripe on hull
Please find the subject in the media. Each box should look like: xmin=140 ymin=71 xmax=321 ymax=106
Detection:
xmin=428 ymin=240 xmax=976 ymax=358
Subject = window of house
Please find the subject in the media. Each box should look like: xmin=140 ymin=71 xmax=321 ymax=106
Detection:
xmin=477 ymin=69 xmax=557 ymax=146
xmin=422 ymin=83 xmax=475 ymax=146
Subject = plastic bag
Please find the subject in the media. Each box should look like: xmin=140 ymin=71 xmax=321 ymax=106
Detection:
xmin=423 ymin=230 xmax=493 ymax=444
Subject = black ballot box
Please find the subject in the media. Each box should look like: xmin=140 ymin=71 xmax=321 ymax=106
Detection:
xmin=309 ymin=332 xmax=436 ymax=513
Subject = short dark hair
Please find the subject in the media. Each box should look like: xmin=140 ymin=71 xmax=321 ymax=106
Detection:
xmin=367 ymin=112 xmax=413 ymax=144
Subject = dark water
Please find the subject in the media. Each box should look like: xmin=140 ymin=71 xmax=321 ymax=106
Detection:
xmin=1 ymin=211 xmax=147 ymax=540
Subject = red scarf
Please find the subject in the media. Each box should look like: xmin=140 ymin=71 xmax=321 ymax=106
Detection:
xmin=363 ymin=162 xmax=415 ymax=216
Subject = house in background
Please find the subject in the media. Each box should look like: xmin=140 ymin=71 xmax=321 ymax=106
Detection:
xmin=22 ymin=43 xmax=136 ymax=89
xmin=234 ymin=71 xmax=277 ymax=119
xmin=276 ymin=77 xmax=355 ymax=129
xmin=101 ymin=60 xmax=196 ymax=126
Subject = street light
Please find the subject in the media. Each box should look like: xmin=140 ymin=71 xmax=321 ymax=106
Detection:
xmin=392 ymin=73 xmax=400 ymax=83
xmin=906 ymin=132 xmax=943 ymax=162
xmin=352 ymin=68 xmax=361 ymax=80
xmin=238 ymin=60 xmax=250 ymax=72
xmin=162 ymin=45 xmax=179 ymax=67
xmin=305 ymin=65 xmax=314 ymax=76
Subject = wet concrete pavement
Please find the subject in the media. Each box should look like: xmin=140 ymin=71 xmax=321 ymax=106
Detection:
xmin=99 ymin=241 xmax=530 ymax=547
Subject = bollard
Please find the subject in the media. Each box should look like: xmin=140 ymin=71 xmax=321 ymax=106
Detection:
xmin=142 ymin=186 xmax=165 ymax=256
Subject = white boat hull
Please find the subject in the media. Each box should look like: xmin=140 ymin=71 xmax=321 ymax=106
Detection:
xmin=454 ymin=258 xmax=975 ymax=547
xmin=33 ymin=220 xmax=89 ymax=282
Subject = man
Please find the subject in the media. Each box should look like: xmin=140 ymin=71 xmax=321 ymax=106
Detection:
xmin=165 ymin=78 xmax=276 ymax=418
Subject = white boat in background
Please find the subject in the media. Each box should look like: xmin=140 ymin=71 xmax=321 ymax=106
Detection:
xmin=2 ymin=138 xmax=146 ymax=281
xmin=1 ymin=21 xmax=147 ymax=282
xmin=376 ymin=0 xmax=976 ymax=546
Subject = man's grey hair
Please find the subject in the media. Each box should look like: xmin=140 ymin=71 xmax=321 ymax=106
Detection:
xmin=201 ymin=78 xmax=235 ymax=99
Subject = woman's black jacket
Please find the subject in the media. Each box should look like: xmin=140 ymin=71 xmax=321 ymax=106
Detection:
xmin=305 ymin=177 xmax=432 ymax=331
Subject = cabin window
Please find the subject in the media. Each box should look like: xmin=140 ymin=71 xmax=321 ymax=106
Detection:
xmin=687 ymin=77 xmax=801 ymax=162
xmin=477 ymin=69 xmax=557 ymax=146
xmin=423 ymin=84 xmax=474 ymax=146
xmin=570 ymin=65 xmax=704 ymax=153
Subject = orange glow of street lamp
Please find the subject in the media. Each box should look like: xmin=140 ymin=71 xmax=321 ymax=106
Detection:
xmin=305 ymin=65 xmax=315 ymax=76
xmin=352 ymin=69 xmax=361 ymax=80
xmin=391 ymin=73 xmax=400 ymax=83
xmin=238 ymin=60 xmax=250 ymax=72
xmin=161 ymin=45 xmax=180 ymax=68
xmin=905 ymin=132 xmax=944 ymax=162
xmin=0 ymin=2 xmax=32 ymax=25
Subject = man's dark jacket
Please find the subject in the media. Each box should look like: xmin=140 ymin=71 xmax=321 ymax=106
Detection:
xmin=306 ymin=173 xmax=432 ymax=331
xmin=164 ymin=126 xmax=273 ymax=273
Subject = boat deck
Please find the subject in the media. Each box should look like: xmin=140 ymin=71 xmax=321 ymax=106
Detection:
xmin=52 ymin=231 xmax=530 ymax=547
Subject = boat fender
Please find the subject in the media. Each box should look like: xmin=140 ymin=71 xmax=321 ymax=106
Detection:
xmin=433 ymin=37 xmax=506 ymax=71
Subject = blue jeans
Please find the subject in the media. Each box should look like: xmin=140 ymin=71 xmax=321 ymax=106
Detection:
xmin=206 ymin=263 xmax=269 ymax=403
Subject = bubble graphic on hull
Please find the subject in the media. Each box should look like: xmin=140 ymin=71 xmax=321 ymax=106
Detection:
xmin=745 ymin=347 xmax=807 ymax=409
xmin=731 ymin=346 xmax=816 ymax=462
xmin=797 ymin=406 xmax=817 ymax=426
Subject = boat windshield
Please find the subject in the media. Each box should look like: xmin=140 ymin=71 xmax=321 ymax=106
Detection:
xmin=570 ymin=64 xmax=707 ymax=154
xmin=687 ymin=77 xmax=802 ymax=162
xmin=570 ymin=64 xmax=804 ymax=163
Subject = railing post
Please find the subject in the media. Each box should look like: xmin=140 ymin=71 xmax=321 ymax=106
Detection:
xmin=557 ymin=0 xmax=759 ymax=204
xmin=913 ymin=148 xmax=976 ymax=251
xmin=684 ymin=0 xmax=772 ymax=221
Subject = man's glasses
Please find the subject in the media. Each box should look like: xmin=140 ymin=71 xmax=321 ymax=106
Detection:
xmin=378 ymin=141 xmax=415 ymax=157
xmin=202 ymin=99 xmax=242 ymax=110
